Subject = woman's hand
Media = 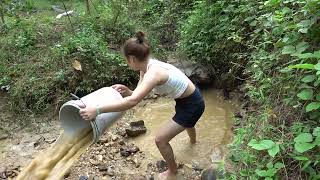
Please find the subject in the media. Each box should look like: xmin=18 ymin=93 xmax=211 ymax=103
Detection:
xmin=111 ymin=84 xmax=132 ymax=97
xmin=79 ymin=106 xmax=97 ymax=121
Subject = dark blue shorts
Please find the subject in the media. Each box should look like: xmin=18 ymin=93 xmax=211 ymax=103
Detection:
xmin=173 ymin=87 xmax=205 ymax=128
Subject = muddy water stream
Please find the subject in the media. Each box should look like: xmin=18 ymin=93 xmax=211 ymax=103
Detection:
xmin=16 ymin=129 xmax=93 ymax=180
xmin=131 ymin=88 xmax=238 ymax=168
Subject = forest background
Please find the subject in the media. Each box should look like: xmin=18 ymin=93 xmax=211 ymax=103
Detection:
xmin=0 ymin=0 xmax=319 ymax=179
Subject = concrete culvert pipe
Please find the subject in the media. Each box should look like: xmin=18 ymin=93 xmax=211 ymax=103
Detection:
xmin=59 ymin=87 xmax=125 ymax=144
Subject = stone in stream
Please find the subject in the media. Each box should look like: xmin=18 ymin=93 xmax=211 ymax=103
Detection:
xmin=125 ymin=120 xmax=147 ymax=137
xmin=100 ymin=167 xmax=114 ymax=177
xmin=33 ymin=136 xmax=46 ymax=147
xmin=79 ymin=175 xmax=89 ymax=180
xmin=64 ymin=169 xmax=71 ymax=178
xmin=0 ymin=167 xmax=6 ymax=179
xmin=0 ymin=133 xmax=9 ymax=140
xmin=156 ymin=160 xmax=168 ymax=173
xmin=119 ymin=144 xmax=140 ymax=157
xmin=201 ymin=168 xmax=217 ymax=180
xmin=98 ymin=137 xmax=109 ymax=144
xmin=201 ymin=168 xmax=225 ymax=180
xmin=128 ymin=145 xmax=140 ymax=153
xmin=89 ymin=159 xmax=101 ymax=166
xmin=98 ymin=164 xmax=109 ymax=171
xmin=119 ymin=148 xmax=131 ymax=157
xmin=90 ymin=176 xmax=99 ymax=180
xmin=129 ymin=120 xmax=145 ymax=126
xmin=192 ymin=161 xmax=203 ymax=171
xmin=167 ymin=55 xmax=213 ymax=85
xmin=118 ymin=139 xmax=125 ymax=145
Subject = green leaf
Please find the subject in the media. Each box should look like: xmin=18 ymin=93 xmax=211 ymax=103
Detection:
xmin=268 ymin=144 xmax=280 ymax=157
xmin=316 ymin=95 xmax=320 ymax=101
xmin=248 ymin=141 xmax=268 ymax=150
xmin=314 ymin=51 xmax=320 ymax=58
xmin=301 ymin=75 xmax=316 ymax=83
xmin=294 ymin=133 xmax=313 ymax=143
xmin=296 ymin=53 xmax=315 ymax=59
xmin=298 ymin=28 xmax=308 ymax=34
xmin=297 ymin=89 xmax=313 ymax=100
xmin=315 ymin=63 xmax=320 ymax=71
xmin=266 ymin=168 xmax=277 ymax=176
xmin=266 ymin=162 xmax=273 ymax=169
xmin=274 ymin=162 xmax=285 ymax=169
xmin=288 ymin=64 xmax=314 ymax=69
xmin=282 ymin=7 xmax=291 ymax=14
xmin=314 ymin=80 xmax=320 ymax=87
xmin=313 ymin=127 xmax=320 ymax=137
xmin=260 ymin=140 xmax=275 ymax=148
xmin=296 ymin=42 xmax=309 ymax=54
xmin=306 ymin=102 xmax=320 ymax=112
xmin=255 ymin=169 xmax=268 ymax=177
xmin=282 ymin=45 xmax=295 ymax=54
xmin=302 ymin=160 xmax=312 ymax=170
xmin=248 ymin=139 xmax=275 ymax=150
xmin=293 ymin=156 xmax=309 ymax=161
xmin=265 ymin=178 xmax=273 ymax=180
xmin=298 ymin=20 xmax=313 ymax=27
xmin=313 ymin=136 xmax=320 ymax=146
xmin=294 ymin=142 xmax=315 ymax=153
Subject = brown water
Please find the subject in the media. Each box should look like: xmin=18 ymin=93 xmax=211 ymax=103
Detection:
xmin=131 ymin=88 xmax=238 ymax=169
xmin=16 ymin=129 xmax=93 ymax=180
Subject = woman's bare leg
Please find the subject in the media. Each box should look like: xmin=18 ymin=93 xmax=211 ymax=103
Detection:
xmin=186 ymin=127 xmax=196 ymax=144
xmin=155 ymin=120 xmax=185 ymax=179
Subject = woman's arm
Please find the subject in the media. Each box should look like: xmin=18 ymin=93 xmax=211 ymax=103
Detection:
xmin=79 ymin=68 xmax=161 ymax=120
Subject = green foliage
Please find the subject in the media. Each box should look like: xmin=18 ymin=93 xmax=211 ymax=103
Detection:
xmin=222 ymin=0 xmax=320 ymax=179
xmin=179 ymin=0 xmax=248 ymax=75
xmin=0 ymin=0 xmax=138 ymax=112
xmin=248 ymin=139 xmax=280 ymax=157
xmin=55 ymin=23 xmax=137 ymax=94
xmin=137 ymin=0 xmax=194 ymax=58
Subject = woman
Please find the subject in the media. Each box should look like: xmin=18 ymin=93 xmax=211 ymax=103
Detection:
xmin=79 ymin=32 xmax=205 ymax=179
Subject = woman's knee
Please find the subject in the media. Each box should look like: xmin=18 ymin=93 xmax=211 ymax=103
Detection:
xmin=154 ymin=134 xmax=168 ymax=146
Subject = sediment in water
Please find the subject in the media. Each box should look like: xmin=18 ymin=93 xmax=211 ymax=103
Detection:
xmin=16 ymin=128 xmax=93 ymax=180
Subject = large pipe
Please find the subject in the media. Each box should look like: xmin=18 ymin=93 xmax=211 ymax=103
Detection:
xmin=59 ymin=87 xmax=124 ymax=144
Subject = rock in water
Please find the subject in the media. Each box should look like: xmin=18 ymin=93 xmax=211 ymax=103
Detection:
xmin=125 ymin=120 xmax=147 ymax=137
xmin=120 ymin=148 xmax=131 ymax=157
xmin=167 ymin=56 xmax=213 ymax=85
xmin=79 ymin=175 xmax=89 ymax=180
xmin=129 ymin=120 xmax=145 ymax=126
xmin=201 ymin=168 xmax=217 ymax=180
xmin=156 ymin=160 xmax=168 ymax=173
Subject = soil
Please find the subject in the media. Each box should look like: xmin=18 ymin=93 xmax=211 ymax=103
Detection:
xmin=0 ymin=92 xmax=202 ymax=180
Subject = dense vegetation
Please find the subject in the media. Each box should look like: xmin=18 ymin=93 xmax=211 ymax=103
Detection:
xmin=0 ymin=0 xmax=319 ymax=179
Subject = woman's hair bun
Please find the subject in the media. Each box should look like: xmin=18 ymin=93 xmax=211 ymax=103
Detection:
xmin=136 ymin=31 xmax=145 ymax=44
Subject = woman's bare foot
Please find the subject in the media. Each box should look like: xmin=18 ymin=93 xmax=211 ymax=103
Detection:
xmin=190 ymin=138 xmax=196 ymax=144
xmin=158 ymin=169 xmax=177 ymax=180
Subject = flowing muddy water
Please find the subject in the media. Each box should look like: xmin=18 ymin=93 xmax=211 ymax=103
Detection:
xmin=16 ymin=129 xmax=93 ymax=180
xmin=131 ymin=88 xmax=238 ymax=169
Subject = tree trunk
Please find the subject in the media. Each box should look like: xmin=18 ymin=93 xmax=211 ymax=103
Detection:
xmin=85 ymin=0 xmax=90 ymax=15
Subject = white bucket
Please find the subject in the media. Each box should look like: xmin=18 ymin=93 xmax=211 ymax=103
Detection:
xmin=59 ymin=87 xmax=124 ymax=144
